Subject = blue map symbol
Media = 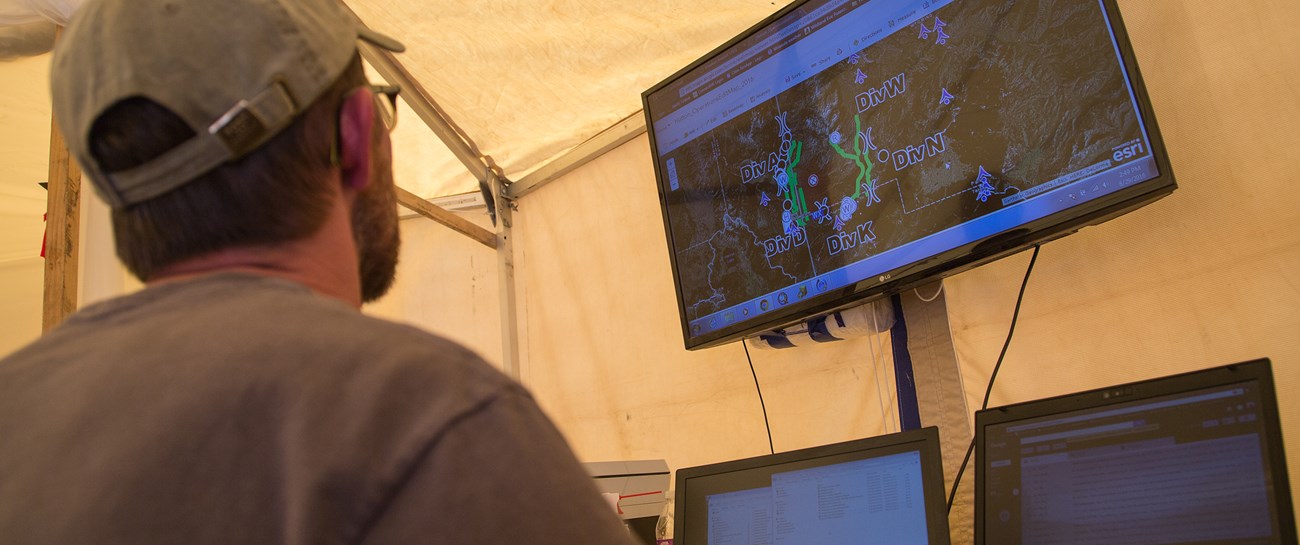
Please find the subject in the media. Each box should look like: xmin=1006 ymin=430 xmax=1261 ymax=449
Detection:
xmin=975 ymin=166 xmax=996 ymax=202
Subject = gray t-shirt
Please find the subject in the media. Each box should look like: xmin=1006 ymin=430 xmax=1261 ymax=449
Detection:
xmin=0 ymin=273 xmax=636 ymax=545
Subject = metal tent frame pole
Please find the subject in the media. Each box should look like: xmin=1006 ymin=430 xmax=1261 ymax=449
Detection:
xmin=356 ymin=36 xmax=522 ymax=380
xmin=507 ymin=111 xmax=647 ymax=200
xmin=352 ymin=5 xmax=648 ymax=381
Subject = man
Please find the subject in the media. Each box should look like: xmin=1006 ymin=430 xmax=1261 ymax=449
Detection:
xmin=0 ymin=0 xmax=636 ymax=543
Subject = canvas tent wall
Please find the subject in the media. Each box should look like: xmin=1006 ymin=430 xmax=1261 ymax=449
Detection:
xmin=1 ymin=1 xmax=1298 ymax=543
xmin=364 ymin=2 xmax=1300 ymax=540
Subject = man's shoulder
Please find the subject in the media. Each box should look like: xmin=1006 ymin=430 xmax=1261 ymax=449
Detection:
xmin=191 ymin=273 xmax=515 ymax=401
xmin=0 ymin=273 xmax=539 ymax=542
xmin=28 ymin=272 xmax=517 ymax=416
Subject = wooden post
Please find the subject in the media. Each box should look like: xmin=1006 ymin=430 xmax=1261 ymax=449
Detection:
xmin=43 ymin=112 xmax=82 ymax=332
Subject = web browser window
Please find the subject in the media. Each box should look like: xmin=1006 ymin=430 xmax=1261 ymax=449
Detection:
xmin=982 ymin=381 xmax=1283 ymax=545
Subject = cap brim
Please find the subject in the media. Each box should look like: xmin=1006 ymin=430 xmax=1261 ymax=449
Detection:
xmin=359 ymin=27 xmax=404 ymax=53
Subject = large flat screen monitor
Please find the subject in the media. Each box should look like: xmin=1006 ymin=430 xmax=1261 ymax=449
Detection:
xmin=975 ymin=359 xmax=1295 ymax=544
xmin=643 ymin=0 xmax=1175 ymax=349
xmin=674 ymin=427 xmax=951 ymax=545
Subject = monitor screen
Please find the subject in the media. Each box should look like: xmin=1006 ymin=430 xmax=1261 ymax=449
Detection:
xmin=674 ymin=427 xmax=950 ymax=545
xmin=975 ymin=359 xmax=1296 ymax=545
xmin=643 ymin=0 xmax=1175 ymax=349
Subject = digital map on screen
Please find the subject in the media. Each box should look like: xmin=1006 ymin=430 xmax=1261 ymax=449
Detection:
xmin=656 ymin=0 xmax=1150 ymax=331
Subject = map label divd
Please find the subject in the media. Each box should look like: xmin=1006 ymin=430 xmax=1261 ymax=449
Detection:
xmin=762 ymin=227 xmax=807 ymax=258
xmin=827 ymin=221 xmax=877 ymax=256
xmin=856 ymin=73 xmax=907 ymax=114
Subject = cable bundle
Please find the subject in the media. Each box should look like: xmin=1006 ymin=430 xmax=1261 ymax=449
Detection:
xmin=745 ymin=298 xmax=895 ymax=350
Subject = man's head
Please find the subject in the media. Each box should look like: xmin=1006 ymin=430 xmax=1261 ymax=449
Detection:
xmin=50 ymin=0 xmax=404 ymax=302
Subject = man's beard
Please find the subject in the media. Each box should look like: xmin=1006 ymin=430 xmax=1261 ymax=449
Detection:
xmin=351 ymin=140 xmax=400 ymax=304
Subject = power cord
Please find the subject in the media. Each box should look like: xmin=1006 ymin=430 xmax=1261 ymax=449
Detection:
xmin=866 ymin=320 xmax=893 ymax=435
xmin=946 ymin=244 xmax=1041 ymax=513
xmin=743 ymin=341 xmax=776 ymax=454
xmin=869 ymin=301 xmax=897 ymax=434
xmin=915 ymin=282 xmax=945 ymax=303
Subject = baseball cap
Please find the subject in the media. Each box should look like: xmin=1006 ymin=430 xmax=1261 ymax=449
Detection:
xmin=50 ymin=0 xmax=405 ymax=208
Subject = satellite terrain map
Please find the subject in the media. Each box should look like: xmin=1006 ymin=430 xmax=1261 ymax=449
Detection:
xmin=662 ymin=0 xmax=1144 ymax=323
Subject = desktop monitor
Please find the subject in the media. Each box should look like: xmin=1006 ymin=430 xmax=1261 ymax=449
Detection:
xmin=674 ymin=427 xmax=950 ymax=544
xmin=975 ymin=358 xmax=1295 ymax=544
xmin=643 ymin=0 xmax=1175 ymax=349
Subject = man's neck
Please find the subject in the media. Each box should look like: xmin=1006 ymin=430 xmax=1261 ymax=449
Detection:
xmin=148 ymin=194 xmax=364 ymax=308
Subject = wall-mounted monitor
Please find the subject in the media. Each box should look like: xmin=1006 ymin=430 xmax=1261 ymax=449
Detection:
xmin=643 ymin=0 xmax=1175 ymax=349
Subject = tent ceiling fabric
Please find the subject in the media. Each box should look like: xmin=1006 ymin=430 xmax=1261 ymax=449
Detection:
xmin=348 ymin=0 xmax=781 ymax=198
xmin=0 ymin=0 xmax=76 ymax=26
xmin=1 ymin=0 xmax=787 ymax=199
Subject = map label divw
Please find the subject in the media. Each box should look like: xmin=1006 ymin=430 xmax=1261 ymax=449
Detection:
xmin=856 ymin=73 xmax=907 ymax=114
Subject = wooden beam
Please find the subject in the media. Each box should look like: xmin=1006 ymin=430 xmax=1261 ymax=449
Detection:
xmin=43 ymin=108 xmax=81 ymax=332
xmin=395 ymin=186 xmax=497 ymax=249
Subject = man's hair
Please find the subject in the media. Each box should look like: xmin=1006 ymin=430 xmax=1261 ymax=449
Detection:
xmin=88 ymin=55 xmax=369 ymax=281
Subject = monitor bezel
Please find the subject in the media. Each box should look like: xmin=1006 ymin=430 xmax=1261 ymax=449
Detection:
xmin=642 ymin=0 xmax=1177 ymax=350
xmin=973 ymin=358 xmax=1296 ymax=544
xmin=673 ymin=426 xmax=951 ymax=545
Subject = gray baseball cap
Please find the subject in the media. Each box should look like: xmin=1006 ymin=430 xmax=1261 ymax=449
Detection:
xmin=50 ymin=0 xmax=404 ymax=208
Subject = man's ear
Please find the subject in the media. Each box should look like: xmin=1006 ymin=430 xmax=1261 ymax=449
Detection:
xmin=337 ymin=88 xmax=375 ymax=191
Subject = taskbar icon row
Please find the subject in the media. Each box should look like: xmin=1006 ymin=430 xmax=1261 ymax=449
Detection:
xmin=690 ymin=277 xmax=833 ymax=336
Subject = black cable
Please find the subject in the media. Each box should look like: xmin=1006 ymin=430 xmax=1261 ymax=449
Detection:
xmin=743 ymin=341 xmax=775 ymax=455
xmin=947 ymin=244 xmax=1040 ymax=513
xmin=980 ymin=245 xmax=1041 ymax=412
xmin=947 ymin=439 xmax=977 ymax=514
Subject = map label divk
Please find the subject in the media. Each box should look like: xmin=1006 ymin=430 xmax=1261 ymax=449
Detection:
xmin=827 ymin=221 xmax=877 ymax=256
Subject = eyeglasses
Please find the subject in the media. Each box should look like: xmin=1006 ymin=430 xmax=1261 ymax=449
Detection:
xmin=369 ymin=84 xmax=401 ymax=132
